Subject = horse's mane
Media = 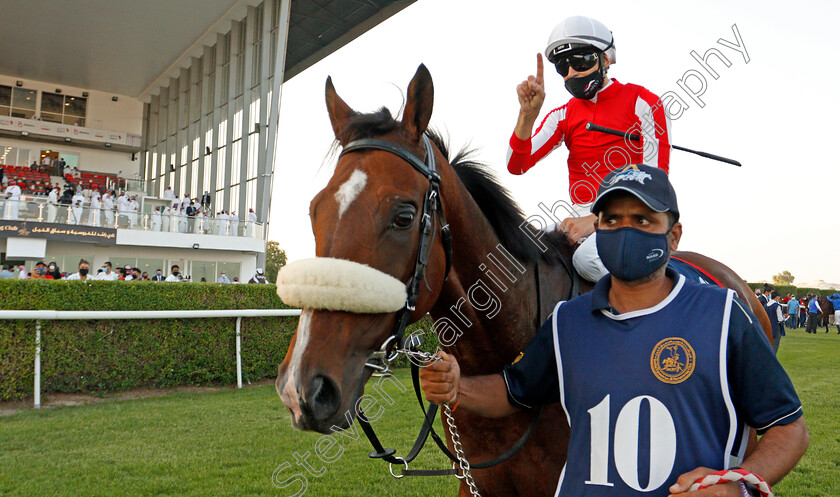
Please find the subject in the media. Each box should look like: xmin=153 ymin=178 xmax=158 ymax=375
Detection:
xmin=334 ymin=107 xmax=565 ymax=265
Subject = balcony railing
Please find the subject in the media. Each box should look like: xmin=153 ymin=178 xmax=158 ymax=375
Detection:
xmin=0 ymin=198 xmax=265 ymax=239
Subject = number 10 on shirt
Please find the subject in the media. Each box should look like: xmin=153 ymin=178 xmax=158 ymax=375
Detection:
xmin=586 ymin=394 xmax=677 ymax=492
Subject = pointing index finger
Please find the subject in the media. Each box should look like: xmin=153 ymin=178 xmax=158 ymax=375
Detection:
xmin=536 ymin=53 xmax=544 ymax=85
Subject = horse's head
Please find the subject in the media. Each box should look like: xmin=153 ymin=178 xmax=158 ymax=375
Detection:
xmin=276 ymin=65 xmax=450 ymax=433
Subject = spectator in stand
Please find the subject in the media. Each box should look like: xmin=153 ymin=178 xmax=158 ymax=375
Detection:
xmin=65 ymin=259 xmax=92 ymax=281
xmin=128 ymin=195 xmax=139 ymax=228
xmin=248 ymin=268 xmax=268 ymax=284
xmin=47 ymin=186 xmax=61 ymax=222
xmin=159 ymin=203 xmax=169 ymax=232
xmin=169 ymin=202 xmax=180 ymax=232
xmin=201 ymin=191 xmax=211 ymax=209
xmin=230 ymin=211 xmax=239 ymax=236
xmin=178 ymin=202 xmax=188 ymax=232
xmin=17 ymin=264 xmax=28 ymax=279
xmin=141 ymin=271 xmax=150 ymax=281
xmin=82 ymin=183 xmax=92 ymax=202
xmin=151 ymin=206 xmax=162 ymax=231
xmin=194 ymin=208 xmax=206 ymax=234
xmin=165 ymin=264 xmax=183 ymax=282
xmin=116 ymin=192 xmax=130 ymax=227
xmin=121 ymin=265 xmax=134 ymax=281
xmin=115 ymin=267 xmax=127 ymax=280
xmin=787 ymin=296 xmax=800 ymax=328
xmin=30 ymin=161 xmax=39 ymax=171
xmin=101 ymin=191 xmax=115 ymax=227
xmin=246 ymin=208 xmax=258 ymax=237
xmin=217 ymin=270 xmax=231 ymax=283
xmin=88 ymin=190 xmax=101 ymax=227
xmin=131 ymin=268 xmax=142 ymax=280
xmin=46 ymin=262 xmax=62 ymax=279
xmin=151 ymin=268 xmax=165 ymax=281
xmin=97 ymin=261 xmax=119 ymax=280
xmin=69 ymin=188 xmax=85 ymax=225
xmin=30 ymin=261 xmax=50 ymax=280
xmin=163 ymin=186 xmax=175 ymax=202
xmin=3 ymin=179 xmax=22 ymax=220
xmin=806 ymin=293 xmax=822 ymax=334
xmin=0 ymin=265 xmax=15 ymax=279
xmin=186 ymin=200 xmax=197 ymax=231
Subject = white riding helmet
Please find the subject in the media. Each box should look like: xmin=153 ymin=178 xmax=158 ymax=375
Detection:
xmin=545 ymin=16 xmax=616 ymax=64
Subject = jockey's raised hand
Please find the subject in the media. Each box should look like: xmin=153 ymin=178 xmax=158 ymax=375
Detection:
xmin=514 ymin=53 xmax=546 ymax=140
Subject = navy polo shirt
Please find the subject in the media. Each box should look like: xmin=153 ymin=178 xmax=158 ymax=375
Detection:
xmin=501 ymin=269 xmax=802 ymax=495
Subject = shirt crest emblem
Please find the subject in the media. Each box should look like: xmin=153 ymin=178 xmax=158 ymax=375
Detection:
xmin=650 ymin=337 xmax=696 ymax=384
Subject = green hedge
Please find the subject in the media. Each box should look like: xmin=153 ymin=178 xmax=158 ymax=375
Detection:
xmin=0 ymin=279 xmax=297 ymax=400
xmin=747 ymin=284 xmax=838 ymax=298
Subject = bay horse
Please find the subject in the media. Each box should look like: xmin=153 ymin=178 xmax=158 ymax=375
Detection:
xmin=818 ymin=296 xmax=834 ymax=332
xmin=275 ymin=65 xmax=772 ymax=497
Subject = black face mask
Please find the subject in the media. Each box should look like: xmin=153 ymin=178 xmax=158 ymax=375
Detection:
xmin=79 ymin=268 xmax=89 ymax=276
xmin=564 ymin=59 xmax=606 ymax=100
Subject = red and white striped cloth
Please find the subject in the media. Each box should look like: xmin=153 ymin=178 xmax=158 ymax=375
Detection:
xmin=689 ymin=468 xmax=773 ymax=497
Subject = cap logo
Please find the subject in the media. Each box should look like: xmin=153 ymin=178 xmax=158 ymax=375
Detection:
xmin=551 ymin=43 xmax=572 ymax=57
xmin=609 ymin=169 xmax=652 ymax=186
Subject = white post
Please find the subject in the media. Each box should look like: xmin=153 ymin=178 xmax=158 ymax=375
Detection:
xmin=236 ymin=316 xmax=242 ymax=389
xmin=34 ymin=319 xmax=41 ymax=409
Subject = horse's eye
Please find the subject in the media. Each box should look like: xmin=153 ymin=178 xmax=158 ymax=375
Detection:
xmin=391 ymin=208 xmax=416 ymax=229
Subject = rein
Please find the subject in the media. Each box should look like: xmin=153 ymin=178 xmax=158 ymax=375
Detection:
xmin=339 ymin=135 xmax=543 ymax=484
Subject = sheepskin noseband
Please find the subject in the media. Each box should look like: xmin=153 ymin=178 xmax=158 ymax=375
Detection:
xmin=277 ymin=257 xmax=407 ymax=313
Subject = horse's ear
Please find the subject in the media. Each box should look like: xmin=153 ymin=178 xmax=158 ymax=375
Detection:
xmin=402 ymin=64 xmax=434 ymax=141
xmin=325 ymin=76 xmax=354 ymax=142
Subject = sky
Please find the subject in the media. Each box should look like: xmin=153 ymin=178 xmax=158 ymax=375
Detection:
xmin=269 ymin=0 xmax=840 ymax=286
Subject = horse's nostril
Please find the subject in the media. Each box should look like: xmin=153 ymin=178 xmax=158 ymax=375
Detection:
xmin=307 ymin=375 xmax=341 ymax=421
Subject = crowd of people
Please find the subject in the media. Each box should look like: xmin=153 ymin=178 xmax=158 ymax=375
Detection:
xmin=2 ymin=182 xmax=259 ymax=236
xmin=753 ymin=284 xmax=840 ymax=343
xmin=0 ymin=260 xmax=270 ymax=284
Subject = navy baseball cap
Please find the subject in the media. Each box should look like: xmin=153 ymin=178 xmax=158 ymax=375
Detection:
xmin=591 ymin=164 xmax=679 ymax=221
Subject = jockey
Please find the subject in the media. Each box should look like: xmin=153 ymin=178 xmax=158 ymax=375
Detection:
xmin=507 ymin=15 xmax=671 ymax=282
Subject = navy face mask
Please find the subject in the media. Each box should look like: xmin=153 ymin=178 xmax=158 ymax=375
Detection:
xmin=596 ymin=227 xmax=671 ymax=282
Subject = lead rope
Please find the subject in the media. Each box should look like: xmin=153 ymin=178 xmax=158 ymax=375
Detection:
xmin=442 ymin=403 xmax=482 ymax=497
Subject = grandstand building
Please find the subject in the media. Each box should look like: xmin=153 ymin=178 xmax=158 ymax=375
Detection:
xmin=0 ymin=0 xmax=414 ymax=281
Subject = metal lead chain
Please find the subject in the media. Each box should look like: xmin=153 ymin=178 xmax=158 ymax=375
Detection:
xmin=442 ymin=403 xmax=482 ymax=497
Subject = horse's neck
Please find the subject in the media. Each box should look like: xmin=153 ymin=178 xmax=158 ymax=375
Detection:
xmin=428 ymin=171 xmax=539 ymax=375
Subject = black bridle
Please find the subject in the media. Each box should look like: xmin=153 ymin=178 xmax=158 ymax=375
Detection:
xmin=337 ymin=135 xmax=542 ymax=478
xmin=340 ymin=135 xmax=453 ymax=355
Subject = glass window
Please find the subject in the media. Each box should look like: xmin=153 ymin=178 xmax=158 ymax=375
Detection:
xmin=137 ymin=258 xmax=165 ymax=276
xmin=111 ymin=257 xmax=137 ymax=271
xmin=191 ymin=261 xmax=216 ymax=283
xmin=0 ymin=85 xmax=10 ymax=106
xmin=62 ymin=153 xmax=79 ymax=169
xmin=0 ymin=85 xmax=11 ymax=116
xmin=65 ymin=96 xmax=86 ymax=117
xmin=41 ymin=92 xmax=64 ymax=114
xmin=12 ymin=88 xmax=36 ymax=111
xmin=218 ymin=261 xmax=240 ymax=282
xmin=40 ymin=92 xmax=86 ymax=124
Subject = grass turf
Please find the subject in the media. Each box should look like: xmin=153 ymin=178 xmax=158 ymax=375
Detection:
xmin=0 ymin=326 xmax=837 ymax=496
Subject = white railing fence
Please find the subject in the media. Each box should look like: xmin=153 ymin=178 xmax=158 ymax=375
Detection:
xmin=0 ymin=309 xmax=302 ymax=409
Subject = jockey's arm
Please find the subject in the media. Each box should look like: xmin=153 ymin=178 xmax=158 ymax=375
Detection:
xmin=668 ymin=417 xmax=809 ymax=496
xmin=419 ymin=352 xmax=519 ymax=418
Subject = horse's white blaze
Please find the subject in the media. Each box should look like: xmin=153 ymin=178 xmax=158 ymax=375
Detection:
xmin=282 ymin=309 xmax=312 ymax=421
xmin=334 ymin=169 xmax=367 ymax=218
